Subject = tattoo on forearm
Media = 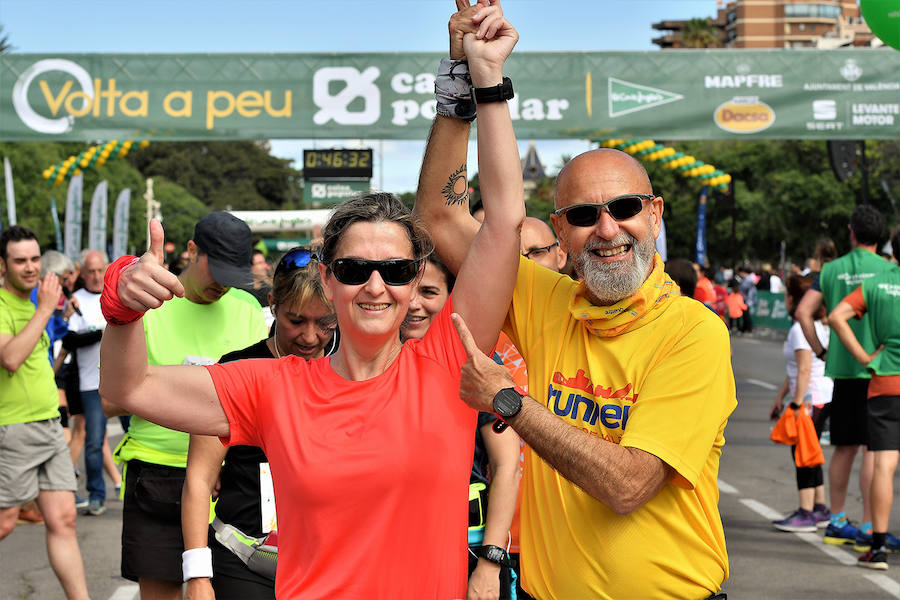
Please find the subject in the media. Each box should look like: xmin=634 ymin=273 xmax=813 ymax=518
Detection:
xmin=442 ymin=163 xmax=468 ymax=207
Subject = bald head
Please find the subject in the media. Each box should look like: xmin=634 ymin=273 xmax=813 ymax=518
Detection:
xmin=522 ymin=217 xmax=555 ymax=242
xmin=555 ymin=149 xmax=652 ymax=210
xmin=548 ymin=148 xmax=664 ymax=305
xmin=82 ymin=250 xmax=108 ymax=293
xmin=83 ymin=250 xmax=107 ymax=266
xmin=521 ymin=217 xmax=566 ymax=272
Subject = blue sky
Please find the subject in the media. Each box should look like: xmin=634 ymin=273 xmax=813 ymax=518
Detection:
xmin=1 ymin=0 xmax=721 ymax=193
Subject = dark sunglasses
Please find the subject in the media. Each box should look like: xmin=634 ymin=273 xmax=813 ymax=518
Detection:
xmin=328 ymin=258 xmax=421 ymax=286
xmin=275 ymin=247 xmax=318 ymax=276
xmin=522 ymin=241 xmax=559 ymax=260
xmin=554 ymin=193 xmax=654 ymax=227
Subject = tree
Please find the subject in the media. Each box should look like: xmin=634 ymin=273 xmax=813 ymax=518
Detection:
xmin=0 ymin=25 xmax=13 ymax=55
xmin=516 ymin=140 xmax=899 ymax=269
xmin=681 ymin=18 xmax=720 ymax=49
xmin=127 ymin=142 xmax=301 ymax=211
xmin=0 ymin=142 xmax=204 ymax=256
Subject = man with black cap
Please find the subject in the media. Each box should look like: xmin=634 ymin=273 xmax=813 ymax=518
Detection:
xmin=104 ymin=212 xmax=267 ymax=600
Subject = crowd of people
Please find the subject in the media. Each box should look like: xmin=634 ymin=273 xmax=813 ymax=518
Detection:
xmin=1 ymin=2 xmax=898 ymax=600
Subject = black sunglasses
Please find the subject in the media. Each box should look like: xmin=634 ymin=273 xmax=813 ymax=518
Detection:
xmin=328 ymin=258 xmax=421 ymax=286
xmin=554 ymin=193 xmax=654 ymax=227
xmin=275 ymin=247 xmax=317 ymax=276
xmin=522 ymin=241 xmax=559 ymax=260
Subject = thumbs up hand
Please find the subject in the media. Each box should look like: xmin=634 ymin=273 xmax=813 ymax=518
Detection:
xmin=452 ymin=312 xmax=514 ymax=413
xmin=117 ymin=219 xmax=185 ymax=312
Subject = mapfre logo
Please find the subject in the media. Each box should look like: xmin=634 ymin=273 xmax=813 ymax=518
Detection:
xmin=714 ymin=96 xmax=775 ymax=134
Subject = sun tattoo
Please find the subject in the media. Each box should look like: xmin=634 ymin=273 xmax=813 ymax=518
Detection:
xmin=442 ymin=163 xmax=468 ymax=206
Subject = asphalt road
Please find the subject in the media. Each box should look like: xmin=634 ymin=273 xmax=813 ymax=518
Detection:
xmin=3 ymin=333 xmax=900 ymax=599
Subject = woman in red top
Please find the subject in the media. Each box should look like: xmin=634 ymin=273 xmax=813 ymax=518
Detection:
xmin=99 ymin=6 xmax=523 ymax=599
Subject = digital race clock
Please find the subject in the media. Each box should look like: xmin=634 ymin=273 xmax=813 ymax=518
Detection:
xmin=303 ymin=149 xmax=373 ymax=179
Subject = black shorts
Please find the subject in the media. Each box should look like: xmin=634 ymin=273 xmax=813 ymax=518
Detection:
xmin=121 ymin=460 xmax=187 ymax=583
xmin=67 ymin=385 xmax=84 ymax=416
xmin=829 ymin=379 xmax=870 ymax=446
xmin=867 ymin=395 xmax=900 ymax=451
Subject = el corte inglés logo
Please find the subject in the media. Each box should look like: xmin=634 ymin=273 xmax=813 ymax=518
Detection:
xmin=714 ymin=97 xmax=775 ymax=134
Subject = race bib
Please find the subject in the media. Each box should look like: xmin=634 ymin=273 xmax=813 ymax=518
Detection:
xmin=259 ymin=462 xmax=277 ymax=534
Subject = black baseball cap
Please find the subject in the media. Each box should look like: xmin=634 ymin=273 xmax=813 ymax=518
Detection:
xmin=192 ymin=212 xmax=253 ymax=288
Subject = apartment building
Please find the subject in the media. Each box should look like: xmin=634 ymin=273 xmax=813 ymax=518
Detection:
xmin=652 ymin=1 xmax=877 ymax=49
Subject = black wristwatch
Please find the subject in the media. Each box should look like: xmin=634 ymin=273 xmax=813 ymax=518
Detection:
xmin=492 ymin=387 xmax=523 ymax=420
xmin=816 ymin=348 xmax=827 ymax=361
xmin=473 ymin=77 xmax=514 ymax=104
xmin=478 ymin=544 xmax=510 ymax=566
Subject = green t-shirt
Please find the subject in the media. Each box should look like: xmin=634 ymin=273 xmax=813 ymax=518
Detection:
xmin=862 ymin=265 xmax=900 ymax=376
xmin=116 ymin=288 xmax=267 ymax=467
xmin=0 ymin=289 xmax=60 ymax=425
xmin=820 ymin=247 xmax=891 ymax=379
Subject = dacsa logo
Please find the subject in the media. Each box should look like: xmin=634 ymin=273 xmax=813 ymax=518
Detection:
xmin=714 ymin=96 xmax=775 ymax=134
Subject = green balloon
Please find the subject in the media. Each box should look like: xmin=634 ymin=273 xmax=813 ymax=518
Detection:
xmin=861 ymin=0 xmax=900 ymax=51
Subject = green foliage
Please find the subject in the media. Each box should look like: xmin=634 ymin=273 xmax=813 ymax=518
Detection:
xmin=154 ymin=178 xmax=210 ymax=252
xmin=661 ymin=140 xmax=898 ymax=265
xmin=0 ymin=24 xmax=13 ymax=55
xmin=521 ymin=140 xmax=900 ymax=268
xmin=681 ymin=18 xmax=720 ymax=49
xmin=0 ymin=142 xmax=83 ymax=242
xmin=127 ymin=141 xmax=301 ymax=211
xmin=0 ymin=142 xmax=202 ymax=256
xmin=398 ymin=191 xmax=416 ymax=210
xmin=526 ymin=176 xmax=555 ymax=222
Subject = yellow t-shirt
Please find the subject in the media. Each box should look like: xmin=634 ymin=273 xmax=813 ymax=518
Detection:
xmin=505 ymin=256 xmax=736 ymax=600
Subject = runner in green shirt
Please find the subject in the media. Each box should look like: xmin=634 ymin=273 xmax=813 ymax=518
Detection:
xmin=0 ymin=225 xmax=91 ymax=600
xmin=829 ymin=226 xmax=900 ymax=570
xmin=796 ymin=204 xmax=891 ymax=548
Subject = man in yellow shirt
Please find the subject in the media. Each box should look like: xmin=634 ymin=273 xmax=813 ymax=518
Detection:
xmin=416 ymin=9 xmax=735 ymax=598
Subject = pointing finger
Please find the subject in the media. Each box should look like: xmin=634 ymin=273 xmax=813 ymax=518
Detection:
xmin=451 ymin=312 xmax=478 ymax=358
xmin=455 ymin=0 xmax=470 ymax=10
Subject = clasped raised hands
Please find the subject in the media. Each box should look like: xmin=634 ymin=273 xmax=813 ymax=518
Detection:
xmin=451 ymin=0 xmax=518 ymax=87
xmin=117 ymin=219 xmax=185 ymax=312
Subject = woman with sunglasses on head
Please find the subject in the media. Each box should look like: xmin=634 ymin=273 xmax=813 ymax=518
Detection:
xmin=181 ymin=248 xmax=334 ymax=600
xmin=99 ymin=7 xmax=523 ymax=599
xmin=401 ymin=254 xmax=520 ymax=600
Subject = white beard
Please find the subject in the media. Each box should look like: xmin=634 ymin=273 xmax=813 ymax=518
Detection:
xmin=574 ymin=229 xmax=656 ymax=306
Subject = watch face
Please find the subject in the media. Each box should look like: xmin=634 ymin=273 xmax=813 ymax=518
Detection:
xmin=481 ymin=545 xmax=506 ymax=564
xmin=493 ymin=388 xmax=522 ymax=419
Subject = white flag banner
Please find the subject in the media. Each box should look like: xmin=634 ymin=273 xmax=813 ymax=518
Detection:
xmin=3 ymin=157 xmax=15 ymax=226
xmin=112 ymin=188 xmax=131 ymax=259
xmin=64 ymin=174 xmax=83 ymax=260
xmin=88 ymin=180 xmax=108 ymax=252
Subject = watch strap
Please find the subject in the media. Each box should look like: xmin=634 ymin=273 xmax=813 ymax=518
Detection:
xmin=473 ymin=77 xmax=514 ymax=104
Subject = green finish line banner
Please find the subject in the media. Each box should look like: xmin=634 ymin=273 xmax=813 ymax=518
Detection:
xmin=3 ymin=50 xmax=900 ymax=141
xmin=753 ymin=291 xmax=791 ymax=331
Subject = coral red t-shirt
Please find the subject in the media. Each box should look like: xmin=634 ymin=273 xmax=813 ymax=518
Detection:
xmin=206 ymin=300 xmax=475 ymax=599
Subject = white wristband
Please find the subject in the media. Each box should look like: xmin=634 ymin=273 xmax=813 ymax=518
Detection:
xmin=182 ymin=547 xmax=213 ymax=581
